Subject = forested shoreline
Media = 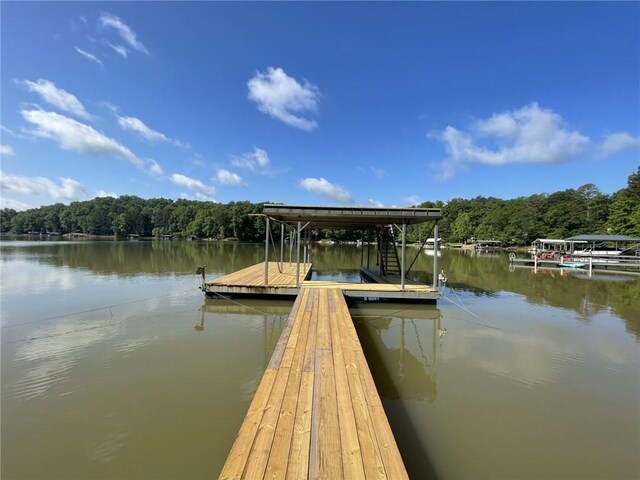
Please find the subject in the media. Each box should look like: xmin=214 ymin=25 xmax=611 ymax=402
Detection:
xmin=2 ymin=167 xmax=638 ymax=245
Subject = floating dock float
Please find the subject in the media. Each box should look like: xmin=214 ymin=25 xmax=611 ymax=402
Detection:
xmin=219 ymin=287 xmax=409 ymax=479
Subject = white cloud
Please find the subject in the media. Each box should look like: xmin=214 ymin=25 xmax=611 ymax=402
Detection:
xmin=22 ymin=109 xmax=143 ymax=167
xmin=170 ymin=173 xmax=215 ymax=197
xmin=74 ymin=47 xmax=105 ymax=69
xmin=0 ymin=171 xmax=86 ymax=200
xmin=0 ymin=197 xmax=31 ymax=211
xmin=1 ymin=145 xmax=15 ymax=156
xmin=403 ymin=195 xmax=423 ymax=206
xmin=20 ymin=79 xmax=93 ymax=120
xmin=430 ymin=103 xmax=590 ymax=180
xmin=230 ymin=147 xmax=271 ymax=173
xmin=215 ymin=169 xmax=244 ymax=186
xmin=248 ymin=67 xmax=320 ymax=131
xmin=299 ymin=177 xmax=352 ymax=203
xmin=117 ymin=116 xmax=169 ymax=142
xmin=147 ymin=159 xmax=164 ymax=176
xmin=95 ymin=190 xmax=118 ymax=198
xmin=107 ymin=42 xmax=128 ymax=58
xmin=367 ymin=199 xmax=384 ymax=207
xmin=99 ymin=12 xmax=148 ymax=55
xmin=599 ymin=132 xmax=640 ymax=157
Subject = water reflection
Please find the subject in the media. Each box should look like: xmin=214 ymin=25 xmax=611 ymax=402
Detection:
xmin=351 ymin=304 xmax=443 ymax=403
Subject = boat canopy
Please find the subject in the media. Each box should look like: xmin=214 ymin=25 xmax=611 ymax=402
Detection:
xmin=564 ymin=234 xmax=640 ymax=242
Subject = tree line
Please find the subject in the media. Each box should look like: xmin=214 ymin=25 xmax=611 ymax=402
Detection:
xmin=1 ymin=167 xmax=638 ymax=245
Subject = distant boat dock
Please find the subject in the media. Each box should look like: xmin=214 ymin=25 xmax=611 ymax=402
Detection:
xmin=204 ymin=205 xmax=443 ymax=479
xmin=509 ymin=235 xmax=640 ymax=274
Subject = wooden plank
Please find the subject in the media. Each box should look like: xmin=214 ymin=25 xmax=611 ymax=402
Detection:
xmin=219 ymin=368 xmax=278 ymax=480
xmin=268 ymin=290 xmax=306 ymax=370
xmin=285 ymin=371 xmax=314 ymax=480
xmin=264 ymin=290 xmax=313 ymax=480
xmin=329 ymin=289 xmax=366 ymax=480
xmin=335 ymin=301 xmax=388 ymax=480
xmin=309 ymin=349 xmax=343 ymax=480
xmin=315 ymin=289 xmax=331 ymax=350
xmin=242 ymin=365 xmax=292 ymax=479
xmin=303 ymin=290 xmax=320 ymax=372
xmin=370 ymin=405 xmax=409 ymax=480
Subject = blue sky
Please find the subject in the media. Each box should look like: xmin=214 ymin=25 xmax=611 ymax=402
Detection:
xmin=1 ymin=2 xmax=639 ymax=210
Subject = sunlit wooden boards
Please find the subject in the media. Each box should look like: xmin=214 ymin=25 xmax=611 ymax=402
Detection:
xmin=204 ymin=262 xmax=313 ymax=297
xmin=219 ymin=288 xmax=409 ymax=480
xmin=203 ymin=262 xmax=440 ymax=300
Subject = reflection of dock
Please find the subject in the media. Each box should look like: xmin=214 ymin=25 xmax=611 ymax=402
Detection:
xmin=219 ymin=288 xmax=408 ymax=479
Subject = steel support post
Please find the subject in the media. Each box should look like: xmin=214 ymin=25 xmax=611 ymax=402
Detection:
xmin=401 ymin=223 xmax=406 ymax=290
xmin=433 ymin=222 xmax=439 ymax=289
xmin=296 ymin=221 xmax=301 ymax=287
xmin=280 ymin=223 xmax=284 ymax=269
xmin=264 ymin=216 xmax=270 ymax=286
xmin=289 ymin=226 xmax=293 ymax=264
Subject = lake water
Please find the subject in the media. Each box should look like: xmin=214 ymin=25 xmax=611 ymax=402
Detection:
xmin=1 ymin=240 xmax=638 ymax=479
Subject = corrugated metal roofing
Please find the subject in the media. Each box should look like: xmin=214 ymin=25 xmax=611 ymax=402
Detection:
xmin=263 ymin=204 xmax=441 ymax=228
xmin=564 ymin=234 xmax=640 ymax=242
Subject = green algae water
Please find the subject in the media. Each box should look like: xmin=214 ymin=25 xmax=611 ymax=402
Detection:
xmin=1 ymin=240 xmax=638 ymax=479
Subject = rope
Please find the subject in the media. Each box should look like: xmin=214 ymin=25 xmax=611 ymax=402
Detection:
xmin=440 ymin=288 xmax=501 ymax=330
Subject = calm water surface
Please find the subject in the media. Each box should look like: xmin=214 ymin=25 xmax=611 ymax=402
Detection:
xmin=1 ymin=240 xmax=638 ymax=479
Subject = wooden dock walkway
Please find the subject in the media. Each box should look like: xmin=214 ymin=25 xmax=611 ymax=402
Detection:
xmin=219 ymin=288 xmax=409 ymax=480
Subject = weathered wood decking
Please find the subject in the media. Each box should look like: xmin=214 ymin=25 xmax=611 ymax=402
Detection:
xmin=219 ymin=288 xmax=409 ymax=480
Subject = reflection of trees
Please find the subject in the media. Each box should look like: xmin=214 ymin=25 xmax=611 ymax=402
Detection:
xmin=409 ymin=249 xmax=640 ymax=339
xmin=352 ymin=306 xmax=443 ymax=403
xmin=5 ymin=241 xmax=638 ymax=339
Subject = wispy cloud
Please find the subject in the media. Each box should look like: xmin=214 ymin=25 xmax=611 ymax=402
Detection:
xmin=74 ymin=47 xmax=104 ymax=69
xmin=147 ymin=159 xmax=164 ymax=176
xmin=367 ymin=199 xmax=384 ymax=207
xmin=107 ymin=42 xmax=128 ymax=58
xmin=403 ymin=195 xmax=423 ymax=206
xmin=21 ymin=109 xmax=143 ymax=167
xmin=215 ymin=169 xmax=244 ymax=186
xmin=1 ymin=145 xmax=15 ymax=156
xmin=19 ymin=79 xmax=93 ymax=120
xmin=371 ymin=167 xmax=387 ymax=179
xmin=99 ymin=12 xmax=148 ymax=55
xmin=0 ymin=171 xmax=86 ymax=200
xmin=599 ymin=132 xmax=640 ymax=157
xmin=170 ymin=173 xmax=215 ymax=198
xmin=0 ymin=197 xmax=31 ymax=211
xmin=430 ymin=103 xmax=590 ymax=181
xmin=117 ymin=115 xmax=186 ymax=148
xmin=248 ymin=67 xmax=320 ymax=131
xmin=117 ymin=116 xmax=169 ymax=142
xmin=229 ymin=147 xmax=274 ymax=174
xmin=299 ymin=177 xmax=352 ymax=203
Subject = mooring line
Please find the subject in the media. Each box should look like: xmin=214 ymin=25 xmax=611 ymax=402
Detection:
xmin=2 ymin=286 xmax=197 ymax=329
xmin=440 ymin=288 xmax=501 ymax=330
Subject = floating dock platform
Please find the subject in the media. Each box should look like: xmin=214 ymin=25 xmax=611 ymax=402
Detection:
xmin=219 ymin=287 xmax=409 ymax=479
xmin=204 ymin=262 xmax=441 ymax=302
